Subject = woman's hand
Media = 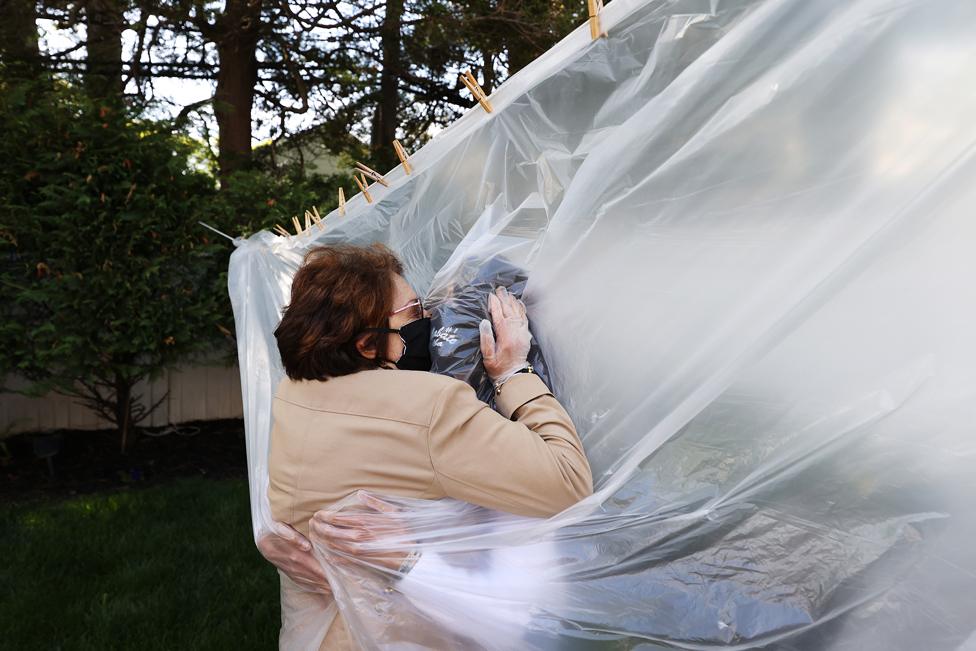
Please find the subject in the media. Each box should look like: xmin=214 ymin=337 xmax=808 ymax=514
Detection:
xmin=309 ymin=492 xmax=414 ymax=573
xmin=257 ymin=521 xmax=332 ymax=595
xmin=480 ymin=286 xmax=531 ymax=382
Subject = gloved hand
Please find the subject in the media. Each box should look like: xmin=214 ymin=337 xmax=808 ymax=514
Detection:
xmin=310 ymin=491 xmax=415 ymax=573
xmin=479 ymin=286 xmax=531 ymax=382
xmin=257 ymin=521 xmax=332 ymax=595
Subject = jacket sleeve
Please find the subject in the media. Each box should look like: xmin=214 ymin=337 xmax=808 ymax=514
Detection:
xmin=426 ymin=374 xmax=593 ymax=517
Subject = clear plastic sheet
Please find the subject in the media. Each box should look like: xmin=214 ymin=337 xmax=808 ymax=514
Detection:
xmin=228 ymin=0 xmax=976 ymax=647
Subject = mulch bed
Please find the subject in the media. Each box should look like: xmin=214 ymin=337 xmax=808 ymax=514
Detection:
xmin=0 ymin=419 xmax=249 ymax=504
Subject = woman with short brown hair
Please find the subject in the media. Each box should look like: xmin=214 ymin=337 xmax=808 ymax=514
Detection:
xmin=273 ymin=244 xmax=432 ymax=379
xmin=263 ymin=243 xmax=592 ymax=650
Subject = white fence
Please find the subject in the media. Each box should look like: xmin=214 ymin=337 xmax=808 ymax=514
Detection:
xmin=1 ymin=364 xmax=244 ymax=434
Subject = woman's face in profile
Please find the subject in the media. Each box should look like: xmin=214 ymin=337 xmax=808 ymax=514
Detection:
xmin=385 ymin=274 xmax=429 ymax=362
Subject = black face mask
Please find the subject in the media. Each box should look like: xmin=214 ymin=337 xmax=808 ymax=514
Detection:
xmin=394 ymin=317 xmax=432 ymax=371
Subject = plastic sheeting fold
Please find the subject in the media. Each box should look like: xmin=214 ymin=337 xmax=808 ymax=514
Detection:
xmin=229 ymin=0 xmax=976 ymax=647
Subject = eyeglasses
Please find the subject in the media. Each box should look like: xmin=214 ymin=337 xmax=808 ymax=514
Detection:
xmin=389 ymin=297 xmax=425 ymax=320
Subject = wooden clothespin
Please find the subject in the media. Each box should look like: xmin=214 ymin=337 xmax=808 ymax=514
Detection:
xmin=354 ymin=161 xmax=389 ymax=187
xmin=291 ymin=215 xmax=303 ymax=235
xmin=304 ymin=211 xmax=312 ymax=232
xmin=310 ymin=205 xmax=324 ymax=230
xmin=393 ymin=140 xmax=412 ymax=174
xmin=273 ymin=224 xmax=291 ymax=237
xmin=353 ymin=173 xmax=373 ymax=204
xmin=460 ymin=70 xmax=493 ymax=113
xmin=338 ymin=188 xmax=346 ymax=215
xmin=587 ymin=0 xmax=607 ymax=39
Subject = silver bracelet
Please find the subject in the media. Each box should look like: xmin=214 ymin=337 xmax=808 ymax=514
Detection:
xmin=385 ymin=550 xmax=423 ymax=593
xmin=397 ymin=550 xmax=422 ymax=575
xmin=493 ymin=364 xmax=534 ymax=395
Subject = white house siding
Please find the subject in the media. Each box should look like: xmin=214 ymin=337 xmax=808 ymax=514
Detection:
xmin=0 ymin=364 xmax=243 ymax=434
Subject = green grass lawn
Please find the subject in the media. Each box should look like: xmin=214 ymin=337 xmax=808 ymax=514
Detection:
xmin=0 ymin=477 xmax=280 ymax=650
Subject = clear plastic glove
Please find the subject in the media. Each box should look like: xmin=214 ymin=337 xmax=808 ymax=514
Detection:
xmin=480 ymin=286 xmax=531 ymax=382
xmin=257 ymin=521 xmax=332 ymax=595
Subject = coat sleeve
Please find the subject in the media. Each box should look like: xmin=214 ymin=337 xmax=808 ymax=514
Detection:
xmin=426 ymin=374 xmax=593 ymax=517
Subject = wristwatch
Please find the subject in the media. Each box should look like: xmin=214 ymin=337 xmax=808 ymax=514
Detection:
xmin=385 ymin=550 xmax=423 ymax=593
xmin=494 ymin=364 xmax=534 ymax=396
xmin=398 ymin=550 xmax=422 ymax=575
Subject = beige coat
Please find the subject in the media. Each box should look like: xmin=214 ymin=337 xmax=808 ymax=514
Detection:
xmin=268 ymin=368 xmax=593 ymax=650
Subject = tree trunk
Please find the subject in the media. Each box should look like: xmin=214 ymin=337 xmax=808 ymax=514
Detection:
xmin=213 ymin=0 xmax=262 ymax=183
xmin=115 ymin=375 xmax=134 ymax=454
xmin=482 ymin=50 xmax=495 ymax=95
xmin=0 ymin=0 xmax=40 ymax=79
xmin=85 ymin=0 xmax=125 ymax=103
xmin=370 ymin=0 xmax=403 ymax=171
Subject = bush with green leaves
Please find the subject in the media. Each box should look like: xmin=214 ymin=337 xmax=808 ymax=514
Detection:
xmin=205 ymin=166 xmax=350 ymax=241
xmin=0 ymin=76 xmax=232 ymax=450
xmin=0 ymin=74 xmax=349 ymax=451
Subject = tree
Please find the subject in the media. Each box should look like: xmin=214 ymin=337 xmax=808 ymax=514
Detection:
xmin=0 ymin=0 xmax=41 ymax=79
xmin=213 ymin=0 xmax=263 ymax=179
xmin=0 ymin=75 xmax=227 ymax=452
xmin=28 ymin=0 xmax=588 ymax=195
xmin=359 ymin=0 xmax=587 ymax=169
xmin=84 ymin=0 xmax=126 ymax=102
xmin=149 ymin=0 xmax=364 ymax=181
xmin=372 ymin=0 xmax=404 ymax=169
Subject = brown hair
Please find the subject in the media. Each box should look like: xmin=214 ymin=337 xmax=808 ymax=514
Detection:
xmin=274 ymin=243 xmax=404 ymax=380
